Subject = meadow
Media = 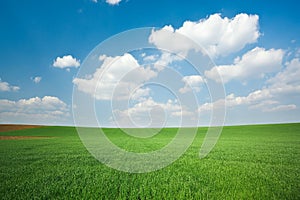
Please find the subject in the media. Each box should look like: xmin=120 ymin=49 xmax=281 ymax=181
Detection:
xmin=0 ymin=123 xmax=299 ymax=199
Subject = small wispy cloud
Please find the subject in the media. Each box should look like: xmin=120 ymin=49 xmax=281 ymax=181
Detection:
xmin=31 ymin=76 xmax=42 ymax=84
xmin=0 ymin=78 xmax=20 ymax=92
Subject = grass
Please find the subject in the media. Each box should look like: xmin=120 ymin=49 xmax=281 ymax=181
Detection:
xmin=0 ymin=123 xmax=299 ymax=199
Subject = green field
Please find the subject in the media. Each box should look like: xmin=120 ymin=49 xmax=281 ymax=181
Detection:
xmin=0 ymin=123 xmax=299 ymax=199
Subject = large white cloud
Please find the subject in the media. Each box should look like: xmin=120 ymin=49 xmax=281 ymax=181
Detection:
xmin=199 ymin=58 xmax=300 ymax=114
xmin=73 ymin=53 xmax=157 ymax=100
xmin=0 ymin=78 xmax=20 ymax=92
xmin=53 ymin=55 xmax=80 ymax=69
xmin=149 ymin=13 xmax=260 ymax=57
xmin=0 ymin=96 xmax=70 ymax=124
xmin=205 ymin=47 xmax=284 ymax=83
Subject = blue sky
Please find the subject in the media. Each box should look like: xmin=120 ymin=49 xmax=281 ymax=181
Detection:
xmin=0 ymin=0 xmax=299 ymax=126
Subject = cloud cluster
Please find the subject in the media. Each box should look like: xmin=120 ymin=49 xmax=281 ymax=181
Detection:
xmin=73 ymin=53 xmax=157 ymax=100
xmin=267 ymin=58 xmax=300 ymax=89
xmin=205 ymin=47 xmax=284 ymax=83
xmin=0 ymin=96 xmax=70 ymax=124
xmin=179 ymin=75 xmax=205 ymax=93
xmin=72 ymin=50 xmax=205 ymax=127
xmin=149 ymin=26 xmax=197 ymax=57
xmin=149 ymin=13 xmax=260 ymax=57
xmin=0 ymin=78 xmax=20 ymax=92
xmin=53 ymin=55 xmax=80 ymax=69
xmin=153 ymin=52 xmax=183 ymax=71
xmin=113 ymin=97 xmax=190 ymax=127
xmin=130 ymin=87 xmax=151 ymax=101
xmin=199 ymin=59 xmax=300 ymax=114
xmin=198 ymin=92 xmax=296 ymax=114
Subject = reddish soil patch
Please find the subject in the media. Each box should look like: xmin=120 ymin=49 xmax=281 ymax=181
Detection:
xmin=0 ymin=136 xmax=51 ymax=140
xmin=0 ymin=124 xmax=43 ymax=132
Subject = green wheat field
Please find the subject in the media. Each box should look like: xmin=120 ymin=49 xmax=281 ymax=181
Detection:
xmin=0 ymin=123 xmax=299 ymax=199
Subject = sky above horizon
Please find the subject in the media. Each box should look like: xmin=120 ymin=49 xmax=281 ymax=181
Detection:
xmin=0 ymin=0 xmax=299 ymax=126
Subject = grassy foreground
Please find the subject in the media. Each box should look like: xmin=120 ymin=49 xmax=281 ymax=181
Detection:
xmin=0 ymin=123 xmax=299 ymax=199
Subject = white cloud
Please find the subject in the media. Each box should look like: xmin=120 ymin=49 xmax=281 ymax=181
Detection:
xmin=267 ymin=58 xmax=300 ymax=89
xmin=143 ymin=55 xmax=157 ymax=62
xmin=205 ymin=47 xmax=284 ymax=83
xmin=248 ymin=100 xmax=278 ymax=110
xmin=153 ymin=52 xmax=183 ymax=71
xmin=53 ymin=55 xmax=80 ymax=69
xmin=249 ymin=100 xmax=296 ymax=112
xmin=127 ymin=98 xmax=181 ymax=115
xmin=73 ymin=53 xmax=157 ymax=100
xmin=197 ymin=102 xmax=213 ymax=113
xmin=258 ymin=58 xmax=300 ymax=98
xmin=106 ymin=0 xmax=122 ymax=5
xmin=179 ymin=75 xmax=205 ymax=93
xmin=31 ymin=76 xmax=42 ymax=84
xmin=113 ymin=98 xmax=185 ymax=127
xmin=149 ymin=13 xmax=260 ymax=57
xmin=99 ymin=54 xmax=107 ymax=61
xmin=0 ymin=78 xmax=20 ymax=92
xmin=92 ymin=0 xmax=97 ymax=3
xmin=0 ymin=96 xmax=70 ymax=124
xmin=130 ymin=87 xmax=151 ymax=101
xmin=225 ymin=91 xmax=272 ymax=108
xmin=263 ymin=104 xmax=296 ymax=112
xmin=199 ymin=58 xmax=300 ymax=114
xmin=149 ymin=26 xmax=197 ymax=57
xmin=198 ymin=90 xmax=297 ymax=114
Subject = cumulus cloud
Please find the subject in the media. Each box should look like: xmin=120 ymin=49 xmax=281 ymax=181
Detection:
xmin=267 ymin=58 xmax=300 ymax=89
xmin=106 ymin=0 xmax=122 ymax=5
xmin=153 ymin=52 xmax=183 ymax=71
xmin=198 ymin=91 xmax=296 ymax=114
xmin=113 ymin=97 xmax=189 ymax=127
xmin=130 ymin=87 xmax=151 ymax=101
xmin=0 ymin=78 xmax=20 ymax=92
xmin=149 ymin=13 xmax=260 ymax=57
xmin=53 ymin=55 xmax=80 ymax=69
xmin=0 ymin=96 xmax=70 ymax=124
xmin=205 ymin=47 xmax=284 ymax=83
xmin=199 ymin=58 xmax=300 ymax=114
xmin=31 ymin=76 xmax=42 ymax=84
xmin=111 ymin=78 xmax=198 ymax=127
xmin=179 ymin=75 xmax=205 ymax=93
xmin=149 ymin=26 xmax=197 ymax=57
xmin=73 ymin=53 xmax=157 ymax=100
